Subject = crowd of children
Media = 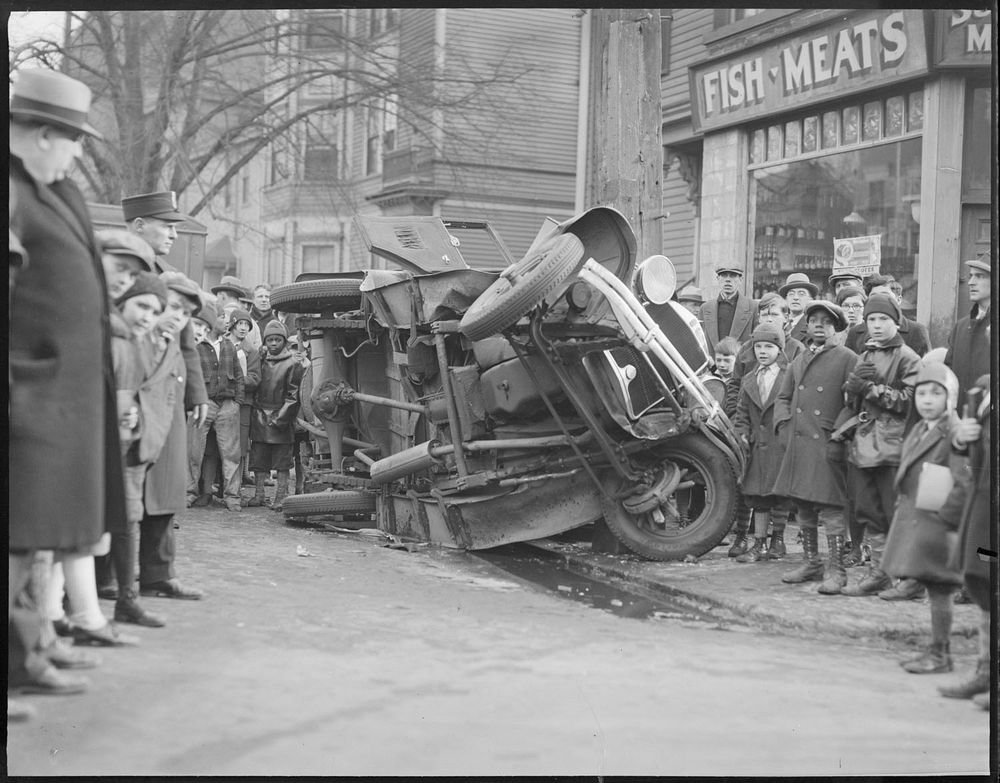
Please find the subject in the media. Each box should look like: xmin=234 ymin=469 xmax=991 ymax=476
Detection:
xmin=706 ymin=261 xmax=992 ymax=710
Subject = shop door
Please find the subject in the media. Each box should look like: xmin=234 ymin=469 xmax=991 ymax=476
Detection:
xmin=955 ymin=205 xmax=991 ymax=318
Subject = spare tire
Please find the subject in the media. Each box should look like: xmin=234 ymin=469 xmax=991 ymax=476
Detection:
xmin=282 ymin=490 xmax=376 ymax=520
xmin=459 ymin=234 xmax=584 ymax=341
xmin=270 ymin=279 xmax=364 ymax=314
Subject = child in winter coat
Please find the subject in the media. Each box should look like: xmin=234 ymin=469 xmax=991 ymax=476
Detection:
xmin=732 ymin=323 xmax=789 ymax=562
xmin=841 ymin=293 xmax=920 ymax=596
xmin=880 ymin=361 xmax=966 ymax=674
xmin=247 ymin=321 xmax=303 ymax=510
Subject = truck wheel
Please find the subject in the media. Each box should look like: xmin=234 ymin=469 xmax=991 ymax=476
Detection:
xmin=459 ymin=234 xmax=583 ymax=341
xmin=282 ymin=491 xmax=376 ymax=523
xmin=270 ymin=279 xmax=363 ymax=314
xmin=600 ymin=433 xmax=737 ymax=561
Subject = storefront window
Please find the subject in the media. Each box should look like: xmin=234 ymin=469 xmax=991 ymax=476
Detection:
xmin=751 ymin=138 xmax=922 ymax=312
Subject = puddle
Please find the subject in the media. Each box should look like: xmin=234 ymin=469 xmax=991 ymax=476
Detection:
xmin=476 ymin=543 xmax=744 ymax=629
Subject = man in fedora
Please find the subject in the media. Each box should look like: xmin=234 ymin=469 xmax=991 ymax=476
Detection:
xmin=9 ymin=68 xmax=120 ymax=699
xmin=945 ymin=254 xmax=992 ymax=399
xmin=674 ymin=285 xmax=704 ymax=318
xmin=779 ymin=272 xmax=818 ymax=344
xmin=699 ymin=264 xmax=758 ymax=349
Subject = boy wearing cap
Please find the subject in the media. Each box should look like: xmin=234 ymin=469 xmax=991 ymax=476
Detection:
xmin=247 ymin=321 xmax=304 ymax=510
xmin=732 ymin=323 xmax=791 ymax=562
xmin=944 ymin=254 xmax=991 ymax=400
xmin=846 ymin=274 xmax=932 ymax=357
xmin=840 ymin=293 xmax=920 ymax=597
xmin=772 ymin=301 xmax=859 ymax=593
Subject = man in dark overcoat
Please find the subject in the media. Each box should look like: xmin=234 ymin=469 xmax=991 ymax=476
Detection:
xmin=772 ymin=301 xmax=859 ymax=593
xmin=9 ymin=68 xmax=124 ymax=693
xmin=944 ymin=255 xmax=991 ymax=399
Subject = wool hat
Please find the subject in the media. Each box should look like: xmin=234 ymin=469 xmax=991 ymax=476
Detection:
xmin=95 ymin=228 xmax=155 ymax=272
xmin=228 ymin=308 xmax=253 ymax=328
xmin=757 ymin=291 xmax=787 ymax=313
xmin=263 ymin=320 xmax=288 ymax=341
xmin=863 ymin=292 xmax=901 ymax=324
xmin=751 ymin=322 xmax=785 ymax=349
xmin=211 ymin=275 xmax=249 ymax=299
xmin=913 ymin=360 xmax=960 ymax=413
xmin=835 ymin=285 xmax=867 ymax=305
xmin=965 ymin=253 xmax=992 ymax=275
xmin=159 ymin=271 xmax=203 ymax=316
xmin=116 ymin=271 xmax=169 ymax=309
xmin=675 ymin=285 xmax=704 ymax=304
xmin=715 ymin=265 xmax=743 ymax=277
xmin=804 ymin=300 xmax=847 ymax=332
xmin=828 ymin=270 xmax=864 ymax=286
xmin=778 ymin=272 xmax=819 ymax=298
xmin=9 ymin=68 xmax=102 ymax=139
xmin=121 ymin=191 xmax=189 ymax=223
xmin=193 ymin=299 xmax=218 ymax=326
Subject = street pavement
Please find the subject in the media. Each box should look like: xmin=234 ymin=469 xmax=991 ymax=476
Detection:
xmin=7 ymin=501 xmax=993 ymax=776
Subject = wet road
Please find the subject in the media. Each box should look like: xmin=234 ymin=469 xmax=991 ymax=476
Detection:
xmin=8 ymin=506 xmax=991 ymax=776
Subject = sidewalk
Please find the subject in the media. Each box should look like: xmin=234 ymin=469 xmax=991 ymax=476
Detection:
xmin=529 ymin=525 xmax=982 ymax=654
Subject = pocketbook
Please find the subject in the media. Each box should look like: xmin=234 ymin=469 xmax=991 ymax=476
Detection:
xmin=913 ymin=462 xmax=954 ymax=512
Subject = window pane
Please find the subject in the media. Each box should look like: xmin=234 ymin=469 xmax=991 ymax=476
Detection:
xmin=802 ymin=116 xmax=818 ymax=153
xmin=305 ymin=15 xmax=343 ymax=49
xmin=907 ymin=90 xmax=924 ymax=132
xmin=862 ymin=101 xmax=882 ymax=141
xmin=885 ymin=96 xmax=904 ymax=137
xmin=302 ymin=245 xmax=338 ymax=274
xmin=750 ymin=128 xmax=765 ymax=164
xmin=962 ymin=85 xmax=992 ymax=196
xmin=842 ymin=106 xmax=859 ymax=145
xmin=766 ymin=125 xmax=782 ymax=160
xmin=784 ymin=120 xmax=800 ymax=158
xmin=821 ymin=111 xmax=839 ymax=149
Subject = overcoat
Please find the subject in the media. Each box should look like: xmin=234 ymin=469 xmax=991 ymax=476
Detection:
xmin=771 ymin=341 xmax=858 ymax=506
xmin=732 ymin=358 xmax=788 ymax=498
xmin=9 ymin=155 xmax=125 ymax=550
xmin=142 ymin=333 xmax=188 ymax=516
xmin=881 ymin=412 xmax=965 ymax=585
xmin=846 ymin=316 xmax=932 ymax=357
xmin=250 ymin=347 xmax=303 ymax=444
xmin=944 ymin=376 xmax=992 ymax=588
xmin=944 ymin=306 xmax=991 ymax=399
xmin=726 ymin=336 xmax=804 ymax=417
xmin=699 ymin=292 xmax=758 ymax=349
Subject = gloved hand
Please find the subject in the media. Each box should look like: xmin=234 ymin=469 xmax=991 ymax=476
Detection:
xmin=854 ymin=361 xmax=878 ymax=381
xmin=844 ymin=373 xmax=872 ymax=397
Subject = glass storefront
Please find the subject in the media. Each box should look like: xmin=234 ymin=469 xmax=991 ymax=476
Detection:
xmin=748 ymin=90 xmax=924 ymax=315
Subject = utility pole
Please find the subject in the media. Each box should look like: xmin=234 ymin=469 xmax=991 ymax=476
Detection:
xmin=584 ymin=9 xmax=663 ymax=262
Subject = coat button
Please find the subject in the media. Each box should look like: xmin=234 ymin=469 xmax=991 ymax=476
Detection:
xmin=817 ymin=386 xmax=823 ymax=391
xmin=813 ymin=434 xmax=820 ymax=439
xmin=796 ymin=407 xmax=802 ymax=413
xmin=814 ymin=410 xmax=822 ymax=416
xmin=798 ymin=384 xmax=805 ymax=390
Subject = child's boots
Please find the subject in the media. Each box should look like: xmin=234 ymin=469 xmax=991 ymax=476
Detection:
xmin=818 ymin=534 xmax=847 ymax=594
xmin=246 ymin=473 xmax=267 ymax=507
xmin=270 ymin=470 xmax=290 ymax=511
xmin=781 ymin=526 xmax=824 ymax=583
xmin=902 ymin=640 xmax=952 ymax=674
xmin=842 ymin=533 xmax=892 ymax=596
xmin=766 ymin=508 xmax=788 ymax=559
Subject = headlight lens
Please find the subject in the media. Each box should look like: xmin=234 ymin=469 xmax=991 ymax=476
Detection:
xmin=633 ymin=254 xmax=676 ymax=305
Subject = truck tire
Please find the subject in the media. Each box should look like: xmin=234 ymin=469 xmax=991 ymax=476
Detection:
xmin=270 ymin=279 xmax=363 ymax=314
xmin=600 ymin=433 xmax=737 ymax=561
xmin=459 ymin=234 xmax=583 ymax=341
xmin=282 ymin=490 xmax=376 ymax=522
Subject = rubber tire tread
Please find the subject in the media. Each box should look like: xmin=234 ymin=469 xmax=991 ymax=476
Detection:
xmin=459 ymin=234 xmax=584 ymax=341
xmin=282 ymin=490 xmax=376 ymax=518
xmin=270 ymin=279 xmax=364 ymax=313
xmin=600 ymin=433 xmax=738 ymax=561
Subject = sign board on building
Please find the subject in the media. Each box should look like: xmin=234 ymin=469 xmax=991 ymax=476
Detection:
xmin=832 ymin=234 xmax=882 ymax=279
xmin=933 ymin=9 xmax=992 ymax=67
xmin=689 ymin=10 xmax=930 ymax=133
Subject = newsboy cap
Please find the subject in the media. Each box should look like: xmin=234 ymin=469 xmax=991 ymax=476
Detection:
xmin=715 ymin=265 xmax=744 ymax=277
xmin=159 ymin=271 xmax=203 ymax=316
xmin=116 ymin=271 xmax=168 ymax=309
xmin=9 ymin=68 xmax=102 ymax=139
xmin=95 ymin=228 xmax=155 ymax=272
xmin=828 ymin=270 xmax=864 ymax=287
xmin=193 ymin=299 xmax=218 ymax=326
xmin=121 ymin=191 xmax=189 ymax=223
xmin=965 ymin=253 xmax=992 ymax=275
xmin=778 ymin=272 xmax=819 ymax=298
xmin=211 ymin=275 xmax=249 ymax=299
xmin=804 ymin=300 xmax=847 ymax=332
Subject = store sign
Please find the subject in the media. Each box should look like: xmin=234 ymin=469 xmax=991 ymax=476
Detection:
xmin=832 ymin=234 xmax=882 ymax=278
xmin=689 ymin=10 xmax=930 ymax=132
xmin=934 ymin=10 xmax=992 ymax=67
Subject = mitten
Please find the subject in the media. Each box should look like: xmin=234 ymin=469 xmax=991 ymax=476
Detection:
xmin=854 ymin=361 xmax=878 ymax=381
xmin=844 ymin=373 xmax=871 ymax=397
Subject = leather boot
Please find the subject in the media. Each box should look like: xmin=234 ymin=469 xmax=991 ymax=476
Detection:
xmin=842 ymin=533 xmax=891 ymax=596
xmin=879 ymin=577 xmax=926 ymax=601
xmin=782 ymin=526 xmax=823 ymax=583
xmin=246 ymin=473 xmax=267 ymax=507
xmin=727 ymin=498 xmax=752 ymax=556
xmin=736 ymin=537 xmax=768 ymax=563
xmin=270 ymin=470 xmax=290 ymax=511
xmin=938 ymin=657 xmax=990 ymax=698
xmin=818 ymin=535 xmax=847 ymax=594
xmin=114 ymin=591 xmax=166 ymax=628
xmin=902 ymin=640 xmax=952 ymax=674
xmin=766 ymin=508 xmax=788 ymax=559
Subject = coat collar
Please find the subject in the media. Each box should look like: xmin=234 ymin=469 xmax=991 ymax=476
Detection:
xmin=895 ymin=414 xmax=953 ymax=485
xmin=11 ymin=155 xmax=93 ymax=248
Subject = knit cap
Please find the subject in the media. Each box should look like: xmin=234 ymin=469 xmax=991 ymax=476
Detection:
xmin=836 ymin=285 xmax=866 ymax=306
xmin=751 ymin=322 xmax=785 ymax=349
xmin=116 ymin=271 xmax=168 ymax=309
xmin=263 ymin=320 xmax=288 ymax=341
xmin=863 ymin=292 xmax=901 ymax=324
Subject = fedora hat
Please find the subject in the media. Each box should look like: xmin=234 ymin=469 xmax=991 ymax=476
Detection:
xmin=121 ymin=191 xmax=190 ymax=223
xmin=779 ymin=272 xmax=819 ymax=298
xmin=95 ymin=228 xmax=155 ymax=272
xmin=211 ymin=275 xmax=249 ymax=299
xmin=675 ymin=285 xmax=704 ymax=304
xmin=9 ymin=68 xmax=102 ymax=140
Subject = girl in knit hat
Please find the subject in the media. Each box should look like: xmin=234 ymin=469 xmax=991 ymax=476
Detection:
xmin=880 ymin=361 xmax=965 ymax=673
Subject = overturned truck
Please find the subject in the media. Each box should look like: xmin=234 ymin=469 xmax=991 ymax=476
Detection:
xmin=273 ymin=208 xmax=743 ymax=560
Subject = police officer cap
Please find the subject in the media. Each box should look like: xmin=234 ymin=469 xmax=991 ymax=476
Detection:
xmin=122 ymin=191 xmax=189 ymax=223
